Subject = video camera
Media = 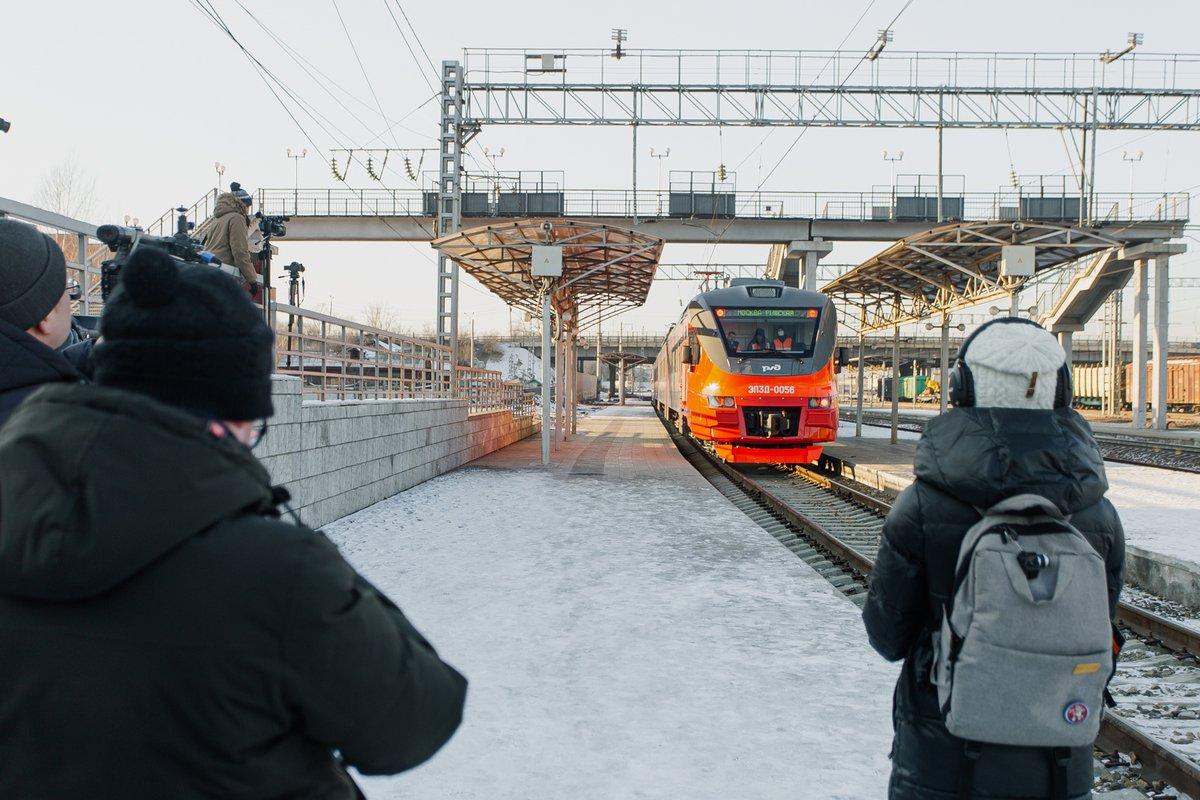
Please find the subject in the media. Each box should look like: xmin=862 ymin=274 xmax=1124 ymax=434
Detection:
xmin=97 ymin=207 xmax=220 ymax=300
xmin=255 ymin=212 xmax=288 ymax=238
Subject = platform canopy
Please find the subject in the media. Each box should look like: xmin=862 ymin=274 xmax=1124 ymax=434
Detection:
xmin=431 ymin=219 xmax=664 ymax=330
xmin=822 ymin=221 xmax=1139 ymax=333
xmin=599 ymin=352 xmax=652 ymax=368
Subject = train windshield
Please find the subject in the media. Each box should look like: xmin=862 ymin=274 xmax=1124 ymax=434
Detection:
xmin=714 ymin=307 xmax=821 ymax=357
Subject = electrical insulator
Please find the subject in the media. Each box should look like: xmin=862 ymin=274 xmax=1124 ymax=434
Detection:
xmin=330 ymin=156 xmax=343 ymax=181
xmin=404 ymin=155 xmax=416 ymax=182
xmin=366 ymin=155 xmax=377 ymax=181
xmin=717 ymin=163 xmax=727 ymax=182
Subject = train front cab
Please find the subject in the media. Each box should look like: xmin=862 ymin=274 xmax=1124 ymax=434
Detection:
xmin=660 ymin=280 xmax=840 ymax=464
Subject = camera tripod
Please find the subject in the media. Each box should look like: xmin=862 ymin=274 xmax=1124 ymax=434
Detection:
xmin=281 ymin=261 xmax=305 ymax=369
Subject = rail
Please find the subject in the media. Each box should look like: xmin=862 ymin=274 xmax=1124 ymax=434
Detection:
xmin=665 ymin=416 xmax=1200 ymax=796
xmin=455 ymin=367 xmax=534 ymax=417
xmin=271 ymin=302 xmax=453 ymax=401
xmin=254 ymin=188 xmax=1189 ymax=224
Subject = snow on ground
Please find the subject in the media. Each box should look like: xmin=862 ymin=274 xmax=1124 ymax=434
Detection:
xmin=837 ymin=419 xmax=921 ymax=441
xmin=324 ymin=458 xmax=898 ymax=798
xmin=1102 ymin=463 xmax=1200 ymax=566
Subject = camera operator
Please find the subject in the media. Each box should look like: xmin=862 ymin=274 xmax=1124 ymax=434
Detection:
xmin=0 ymin=218 xmax=84 ymax=426
xmin=0 ymin=247 xmax=467 ymax=799
xmin=194 ymin=180 xmax=260 ymax=293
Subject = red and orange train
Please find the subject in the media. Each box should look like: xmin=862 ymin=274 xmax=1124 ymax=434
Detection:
xmin=653 ymin=279 xmax=842 ymax=464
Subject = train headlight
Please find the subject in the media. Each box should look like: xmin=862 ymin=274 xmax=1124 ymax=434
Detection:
xmin=706 ymin=395 xmax=736 ymax=408
xmin=807 ymin=396 xmax=833 ymax=409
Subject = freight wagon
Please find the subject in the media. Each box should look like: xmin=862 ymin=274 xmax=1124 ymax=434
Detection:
xmin=1071 ymin=358 xmax=1200 ymax=411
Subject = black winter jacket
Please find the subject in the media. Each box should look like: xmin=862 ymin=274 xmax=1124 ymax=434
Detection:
xmin=862 ymin=407 xmax=1124 ymax=800
xmin=0 ymin=384 xmax=467 ymax=799
xmin=0 ymin=318 xmax=80 ymax=427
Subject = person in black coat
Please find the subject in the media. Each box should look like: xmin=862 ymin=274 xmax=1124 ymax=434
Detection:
xmin=0 ymin=218 xmax=82 ymax=426
xmin=862 ymin=318 xmax=1124 ymax=800
xmin=0 ymin=247 xmax=467 ymax=799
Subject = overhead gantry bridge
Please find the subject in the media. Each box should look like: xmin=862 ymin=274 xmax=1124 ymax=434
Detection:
xmin=249 ymin=187 xmax=1189 ymax=245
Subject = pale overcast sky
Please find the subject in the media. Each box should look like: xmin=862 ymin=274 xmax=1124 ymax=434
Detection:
xmin=3 ymin=0 xmax=1199 ymax=338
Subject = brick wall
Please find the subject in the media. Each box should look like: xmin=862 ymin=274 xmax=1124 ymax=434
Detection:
xmin=257 ymin=377 xmax=538 ymax=528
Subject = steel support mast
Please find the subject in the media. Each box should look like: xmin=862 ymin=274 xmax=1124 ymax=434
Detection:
xmin=437 ymin=62 xmax=465 ymax=370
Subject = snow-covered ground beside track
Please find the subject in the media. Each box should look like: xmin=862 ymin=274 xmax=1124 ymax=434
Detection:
xmin=323 ymin=435 xmax=898 ymax=799
xmin=1102 ymin=463 xmax=1200 ymax=566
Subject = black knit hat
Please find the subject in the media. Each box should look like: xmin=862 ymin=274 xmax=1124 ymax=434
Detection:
xmin=0 ymin=218 xmax=67 ymax=330
xmin=230 ymin=181 xmax=253 ymax=207
xmin=93 ymin=247 xmax=274 ymax=420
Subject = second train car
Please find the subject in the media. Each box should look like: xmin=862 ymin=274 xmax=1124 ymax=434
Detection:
xmin=653 ymin=278 xmax=841 ymax=464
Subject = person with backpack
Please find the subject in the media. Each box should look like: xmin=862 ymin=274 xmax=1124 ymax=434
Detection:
xmin=0 ymin=246 xmax=467 ymax=799
xmin=862 ymin=317 xmax=1125 ymax=800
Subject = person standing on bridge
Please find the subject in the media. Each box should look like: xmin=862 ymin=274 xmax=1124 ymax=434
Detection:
xmin=195 ymin=180 xmax=260 ymax=293
xmin=0 ymin=247 xmax=467 ymax=799
xmin=0 ymin=218 xmax=83 ymax=426
xmin=861 ymin=318 xmax=1125 ymax=800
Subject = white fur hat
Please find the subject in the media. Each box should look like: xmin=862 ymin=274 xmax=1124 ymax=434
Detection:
xmin=963 ymin=320 xmax=1067 ymax=409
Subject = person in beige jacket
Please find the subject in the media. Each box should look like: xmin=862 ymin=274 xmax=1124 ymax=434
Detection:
xmin=195 ymin=183 xmax=258 ymax=288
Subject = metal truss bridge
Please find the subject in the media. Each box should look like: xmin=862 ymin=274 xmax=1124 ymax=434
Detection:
xmin=460 ymin=48 xmax=1200 ymax=129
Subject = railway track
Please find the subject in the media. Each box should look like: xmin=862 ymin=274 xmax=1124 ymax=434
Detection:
xmin=842 ymin=410 xmax=1200 ymax=474
xmin=661 ymin=413 xmax=1200 ymax=798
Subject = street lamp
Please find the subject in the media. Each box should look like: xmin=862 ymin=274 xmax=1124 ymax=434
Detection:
xmin=650 ymin=147 xmax=670 ymax=215
xmin=865 ymin=29 xmax=893 ymax=61
xmin=883 ymin=150 xmax=904 ymax=219
xmin=483 ymin=146 xmax=506 ymax=201
xmin=1122 ymin=149 xmax=1144 ymax=219
xmin=1101 ymin=33 xmax=1143 ymax=64
xmin=287 ymin=148 xmax=307 ymax=211
xmin=214 ymin=162 xmax=225 ymax=195
xmin=286 ymin=148 xmax=307 ymax=190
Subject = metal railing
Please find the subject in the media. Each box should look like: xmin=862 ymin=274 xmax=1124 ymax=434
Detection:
xmin=271 ymin=303 xmax=535 ymax=416
xmin=272 ymin=302 xmax=453 ymax=401
xmin=254 ymin=188 xmax=1189 ymax=224
xmin=461 ymin=48 xmax=1200 ymax=93
xmin=146 ymin=189 xmax=219 ymax=237
xmin=455 ymin=367 xmax=535 ymax=416
xmin=0 ymin=196 xmax=106 ymax=316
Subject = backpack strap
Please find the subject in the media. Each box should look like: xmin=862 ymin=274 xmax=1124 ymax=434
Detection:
xmin=957 ymin=740 xmax=982 ymax=800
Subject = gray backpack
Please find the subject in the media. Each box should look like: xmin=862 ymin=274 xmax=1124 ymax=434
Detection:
xmin=930 ymin=494 xmax=1114 ymax=749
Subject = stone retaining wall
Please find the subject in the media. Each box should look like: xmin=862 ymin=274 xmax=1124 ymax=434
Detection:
xmin=257 ymin=377 xmax=538 ymax=528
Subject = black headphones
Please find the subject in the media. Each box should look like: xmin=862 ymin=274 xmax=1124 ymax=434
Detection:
xmin=947 ymin=317 xmax=1072 ymax=409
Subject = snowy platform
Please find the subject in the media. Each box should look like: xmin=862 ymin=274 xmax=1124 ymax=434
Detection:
xmin=829 ymin=424 xmax=1200 ymax=575
xmin=324 ymin=404 xmax=898 ymax=799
